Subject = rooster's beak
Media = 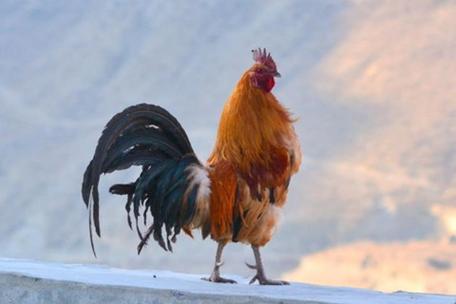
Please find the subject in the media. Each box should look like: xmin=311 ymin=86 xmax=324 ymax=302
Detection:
xmin=274 ymin=71 xmax=281 ymax=78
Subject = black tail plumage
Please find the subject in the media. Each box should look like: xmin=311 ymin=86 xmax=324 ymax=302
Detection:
xmin=82 ymin=104 xmax=209 ymax=256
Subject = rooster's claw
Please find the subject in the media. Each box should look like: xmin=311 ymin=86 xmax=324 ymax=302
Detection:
xmin=249 ymin=274 xmax=289 ymax=285
xmin=202 ymin=275 xmax=237 ymax=284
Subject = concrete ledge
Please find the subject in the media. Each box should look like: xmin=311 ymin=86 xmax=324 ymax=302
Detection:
xmin=1 ymin=273 xmax=297 ymax=304
xmin=0 ymin=258 xmax=454 ymax=304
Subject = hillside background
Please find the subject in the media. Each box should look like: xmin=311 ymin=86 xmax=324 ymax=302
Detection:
xmin=0 ymin=0 xmax=455 ymax=294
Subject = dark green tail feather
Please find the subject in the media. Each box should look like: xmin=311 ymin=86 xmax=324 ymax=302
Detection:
xmin=81 ymin=104 xmax=206 ymax=256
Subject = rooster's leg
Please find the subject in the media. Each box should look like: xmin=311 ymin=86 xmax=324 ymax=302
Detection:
xmin=246 ymin=245 xmax=289 ymax=285
xmin=202 ymin=242 xmax=236 ymax=284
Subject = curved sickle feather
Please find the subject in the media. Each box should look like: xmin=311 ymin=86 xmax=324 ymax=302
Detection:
xmin=81 ymin=104 xmax=195 ymax=254
xmin=82 ymin=104 xmax=193 ymax=204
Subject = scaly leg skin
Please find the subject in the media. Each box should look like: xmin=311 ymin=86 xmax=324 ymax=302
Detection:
xmin=246 ymin=245 xmax=289 ymax=285
xmin=202 ymin=242 xmax=237 ymax=284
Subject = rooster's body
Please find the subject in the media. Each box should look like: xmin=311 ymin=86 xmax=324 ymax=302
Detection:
xmin=82 ymin=49 xmax=301 ymax=285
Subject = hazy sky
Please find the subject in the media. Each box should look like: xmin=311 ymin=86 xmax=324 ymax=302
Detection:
xmin=0 ymin=0 xmax=454 ymax=282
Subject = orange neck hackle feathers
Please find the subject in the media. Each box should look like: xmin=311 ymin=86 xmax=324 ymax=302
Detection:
xmin=208 ymin=59 xmax=294 ymax=190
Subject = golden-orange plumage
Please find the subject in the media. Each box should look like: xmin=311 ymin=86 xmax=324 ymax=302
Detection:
xmin=207 ymin=66 xmax=301 ymax=247
xmin=209 ymin=72 xmax=294 ymax=173
xmin=208 ymin=160 xmax=237 ymax=240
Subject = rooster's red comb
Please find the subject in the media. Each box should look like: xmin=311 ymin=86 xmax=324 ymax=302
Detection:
xmin=251 ymin=48 xmax=277 ymax=71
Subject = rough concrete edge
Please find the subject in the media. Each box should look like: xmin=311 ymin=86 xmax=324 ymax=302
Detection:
xmin=0 ymin=273 xmax=329 ymax=304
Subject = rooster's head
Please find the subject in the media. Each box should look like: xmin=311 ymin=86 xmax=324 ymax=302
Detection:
xmin=249 ymin=48 xmax=281 ymax=93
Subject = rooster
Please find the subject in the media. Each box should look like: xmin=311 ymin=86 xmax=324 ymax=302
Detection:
xmin=82 ymin=48 xmax=301 ymax=285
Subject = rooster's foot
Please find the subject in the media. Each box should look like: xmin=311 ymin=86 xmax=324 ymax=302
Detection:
xmin=245 ymin=262 xmax=289 ymax=285
xmin=249 ymin=274 xmax=289 ymax=285
xmin=202 ymin=273 xmax=237 ymax=284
